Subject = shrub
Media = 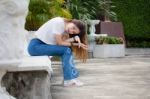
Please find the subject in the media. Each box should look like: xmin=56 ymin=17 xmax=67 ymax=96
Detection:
xmin=95 ymin=36 xmax=124 ymax=44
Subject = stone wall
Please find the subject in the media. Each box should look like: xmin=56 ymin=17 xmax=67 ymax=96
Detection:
xmin=2 ymin=71 xmax=52 ymax=99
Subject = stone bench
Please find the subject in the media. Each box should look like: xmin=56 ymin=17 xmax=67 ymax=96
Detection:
xmin=0 ymin=0 xmax=53 ymax=98
xmin=0 ymin=30 xmax=53 ymax=99
xmin=0 ymin=27 xmax=53 ymax=99
xmin=0 ymin=56 xmax=53 ymax=99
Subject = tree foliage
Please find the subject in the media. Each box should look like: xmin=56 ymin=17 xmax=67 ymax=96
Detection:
xmin=25 ymin=0 xmax=72 ymax=30
xmin=112 ymin=0 xmax=150 ymax=47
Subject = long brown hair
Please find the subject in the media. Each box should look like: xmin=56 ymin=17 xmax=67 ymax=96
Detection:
xmin=64 ymin=19 xmax=88 ymax=62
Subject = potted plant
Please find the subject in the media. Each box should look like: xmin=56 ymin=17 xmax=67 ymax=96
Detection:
xmin=93 ymin=36 xmax=125 ymax=58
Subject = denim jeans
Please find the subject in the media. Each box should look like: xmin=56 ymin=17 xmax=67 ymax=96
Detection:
xmin=28 ymin=38 xmax=79 ymax=80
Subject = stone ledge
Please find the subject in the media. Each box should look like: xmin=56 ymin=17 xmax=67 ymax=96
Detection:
xmin=0 ymin=56 xmax=53 ymax=74
xmin=15 ymin=56 xmax=53 ymax=74
xmin=125 ymin=48 xmax=150 ymax=55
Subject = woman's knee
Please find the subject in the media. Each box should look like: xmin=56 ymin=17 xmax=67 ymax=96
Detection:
xmin=62 ymin=47 xmax=72 ymax=54
xmin=28 ymin=41 xmax=36 ymax=56
xmin=27 ymin=38 xmax=43 ymax=56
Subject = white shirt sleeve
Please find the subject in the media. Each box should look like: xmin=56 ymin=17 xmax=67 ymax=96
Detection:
xmin=35 ymin=17 xmax=65 ymax=45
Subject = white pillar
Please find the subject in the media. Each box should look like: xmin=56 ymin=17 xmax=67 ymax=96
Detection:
xmin=87 ymin=20 xmax=100 ymax=56
xmin=88 ymin=20 xmax=100 ymax=36
xmin=0 ymin=0 xmax=29 ymax=98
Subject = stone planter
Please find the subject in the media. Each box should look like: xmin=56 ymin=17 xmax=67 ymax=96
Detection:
xmin=93 ymin=44 xmax=125 ymax=58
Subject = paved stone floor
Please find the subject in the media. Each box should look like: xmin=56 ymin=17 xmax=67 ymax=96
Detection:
xmin=51 ymin=55 xmax=150 ymax=99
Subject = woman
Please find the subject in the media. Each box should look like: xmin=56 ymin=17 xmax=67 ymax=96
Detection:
xmin=28 ymin=17 xmax=88 ymax=87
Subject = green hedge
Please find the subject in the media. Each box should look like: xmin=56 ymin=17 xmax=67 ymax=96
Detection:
xmin=95 ymin=36 xmax=124 ymax=44
xmin=112 ymin=0 xmax=150 ymax=47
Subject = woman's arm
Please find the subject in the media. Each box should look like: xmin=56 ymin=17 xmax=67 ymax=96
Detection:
xmin=55 ymin=34 xmax=72 ymax=46
xmin=55 ymin=34 xmax=78 ymax=46
xmin=65 ymin=37 xmax=75 ymax=42
xmin=61 ymin=34 xmax=75 ymax=43
xmin=72 ymin=43 xmax=88 ymax=50
xmin=55 ymin=34 xmax=88 ymax=50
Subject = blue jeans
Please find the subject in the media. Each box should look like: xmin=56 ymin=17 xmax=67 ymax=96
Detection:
xmin=28 ymin=38 xmax=79 ymax=80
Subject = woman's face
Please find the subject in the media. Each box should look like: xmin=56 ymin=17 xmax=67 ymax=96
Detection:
xmin=65 ymin=23 xmax=80 ymax=34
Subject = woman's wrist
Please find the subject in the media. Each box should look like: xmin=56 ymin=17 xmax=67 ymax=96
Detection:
xmin=71 ymin=43 xmax=79 ymax=46
xmin=66 ymin=37 xmax=75 ymax=42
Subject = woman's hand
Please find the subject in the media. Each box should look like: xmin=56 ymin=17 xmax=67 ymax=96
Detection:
xmin=71 ymin=42 xmax=88 ymax=50
xmin=74 ymin=36 xmax=81 ymax=48
xmin=74 ymin=36 xmax=80 ymax=43
xmin=79 ymin=43 xmax=88 ymax=50
xmin=74 ymin=36 xmax=88 ymax=50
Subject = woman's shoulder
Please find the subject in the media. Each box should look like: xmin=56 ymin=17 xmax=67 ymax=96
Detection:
xmin=52 ymin=17 xmax=64 ymax=19
xmin=50 ymin=17 xmax=64 ymax=22
xmin=44 ymin=17 xmax=64 ymax=26
xmin=37 ymin=17 xmax=64 ymax=31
